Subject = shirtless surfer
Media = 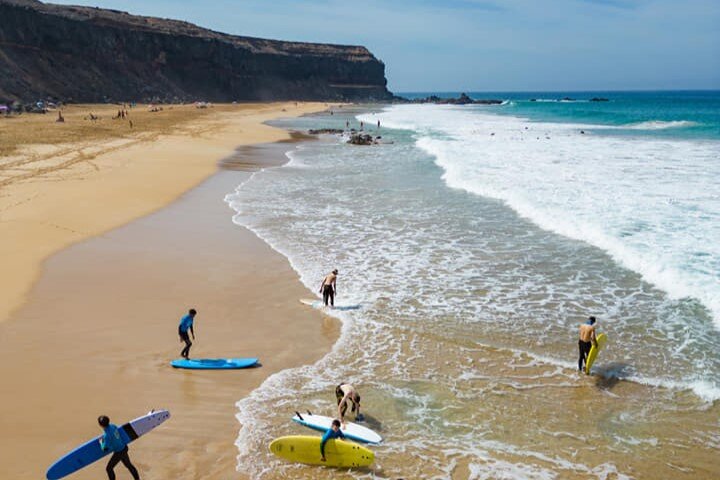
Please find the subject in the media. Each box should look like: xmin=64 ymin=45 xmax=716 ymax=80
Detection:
xmin=335 ymin=383 xmax=363 ymax=425
xmin=578 ymin=316 xmax=597 ymax=374
xmin=319 ymin=269 xmax=338 ymax=308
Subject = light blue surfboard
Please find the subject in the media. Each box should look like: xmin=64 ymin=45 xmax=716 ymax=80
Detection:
xmin=170 ymin=358 xmax=258 ymax=369
xmin=46 ymin=410 xmax=170 ymax=480
xmin=299 ymin=298 xmax=361 ymax=311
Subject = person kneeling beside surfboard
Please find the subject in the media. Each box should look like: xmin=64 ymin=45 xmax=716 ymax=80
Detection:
xmin=98 ymin=415 xmax=140 ymax=480
xmin=336 ymin=383 xmax=364 ymax=425
xmin=320 ymin=419 xmax=345 ymax=462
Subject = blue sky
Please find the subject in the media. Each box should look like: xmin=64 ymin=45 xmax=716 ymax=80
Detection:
xmin=51 ymin=0 xmax=720 ymax=92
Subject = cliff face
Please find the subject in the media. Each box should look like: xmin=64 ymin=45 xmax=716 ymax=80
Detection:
xmin=0 ymin=0 xmax=393 ymax=102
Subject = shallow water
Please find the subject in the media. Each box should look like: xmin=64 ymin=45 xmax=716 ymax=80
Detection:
xmin=225 ymin=98 xmax=720 ymax=478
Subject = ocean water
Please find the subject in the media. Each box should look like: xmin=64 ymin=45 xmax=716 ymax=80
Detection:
xmin=225 ymin=92 xmax=720 ymax=479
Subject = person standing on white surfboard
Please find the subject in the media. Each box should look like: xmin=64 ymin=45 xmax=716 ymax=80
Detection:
xmin=319 ymin=269 xmax=338 ymax=308
xmin=178 ymin=308 xmax=197 ymax=359
xmin=578 ymin=316 xmax=597 ymax=373
xmin=98 ymin=415 xmax=140 ymax=480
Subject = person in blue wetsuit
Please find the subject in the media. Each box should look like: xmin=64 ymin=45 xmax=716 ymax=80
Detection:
xmin=178 ymin=308 xmax=197 ymax=359
xmin=98 ymin=415 xmax=140 ymax=480
xmin=320 ymin=419 xmax=345 ymax=462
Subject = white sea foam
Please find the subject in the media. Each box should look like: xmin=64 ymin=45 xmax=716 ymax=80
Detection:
xmin=624 ymin=120 xmax=698 ymax=130
xmin=359 ymin=105 xmax=720 ymax=330
xmin=224 ymin=110 xmax=718 ymax=478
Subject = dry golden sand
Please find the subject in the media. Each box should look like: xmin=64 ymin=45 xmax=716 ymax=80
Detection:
xmin=0 ymin=104 xmax=340 ymax=479
xmin=0 ymin=102 xmax=327 ymax=324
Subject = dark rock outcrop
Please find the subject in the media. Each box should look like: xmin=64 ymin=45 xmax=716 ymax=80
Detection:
xmin=347 ymin=133 xmax=375 ymax=145
xmin=590 ymin=97 xmax=609 ymax=102
xmin=308 ymin=128 xmax=344 ymax=135
xmin=0 ymin=0 xmax=393 ymax=103
xmin=399 ymin=93 xmax=503 ymax=105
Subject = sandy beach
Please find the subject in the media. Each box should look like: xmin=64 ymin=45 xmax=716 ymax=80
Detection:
xmin=0 ymin=104 xmax=339 ymax=479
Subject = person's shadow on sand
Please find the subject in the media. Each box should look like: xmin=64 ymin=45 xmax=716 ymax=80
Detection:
xmin=592 ymin=362 xmax=631 ymax=390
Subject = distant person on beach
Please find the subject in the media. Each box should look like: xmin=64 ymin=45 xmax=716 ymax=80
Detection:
xmin=336 ymin=383 xmax=363 ymax=424
xmin=377 ymin=120 xmax=380 ymax=129
xmin=578 ymin=316 xmax=597 ymax=373
xmin=178 ymin=308 xmax=197 ymax=359
xmin=98 ymin=415 xmax=140 ymax=480
xmin=320 ymin=419 xmax=345 ymax=462
xmin=319 ymin=269 xmax=338 ymax=307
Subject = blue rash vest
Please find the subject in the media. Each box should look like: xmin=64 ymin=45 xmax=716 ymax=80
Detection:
xmin=179 ymin=313 xmax=194 ymax=333
xmin=320 ymin=427 xmax=345 ymax=457
xmin=100 ymin=424 xmax=127 ymax=453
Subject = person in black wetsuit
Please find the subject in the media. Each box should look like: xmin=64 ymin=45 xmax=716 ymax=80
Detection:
xmin=319 ymin=269 xmax=338 ymax=308
xmin=578 ymin=316 xmax=597 ymax=373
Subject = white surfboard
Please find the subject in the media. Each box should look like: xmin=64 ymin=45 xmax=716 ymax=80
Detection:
xmin=292 ymin=411 xmax=382 ymax=444
xmin=299 ymin=298 xmax=361 ymax=311
xmin=47 ymin=410 xmax=170 ymax=480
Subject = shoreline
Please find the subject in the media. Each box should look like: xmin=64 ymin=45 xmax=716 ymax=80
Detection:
xmin=0 ymin=105 xmax=342 ymax=479
xmin=0 ymin=102 xmax=330 ymax=324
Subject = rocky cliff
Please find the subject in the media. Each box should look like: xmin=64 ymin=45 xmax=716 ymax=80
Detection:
xmin=0 ymin=0 xmax=393 ymax=103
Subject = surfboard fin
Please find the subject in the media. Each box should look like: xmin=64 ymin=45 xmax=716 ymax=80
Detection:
xmin=294 ymin=411 xmax=304 ymax=421
xmin=307 ymin=410 xmax=312 ymax=416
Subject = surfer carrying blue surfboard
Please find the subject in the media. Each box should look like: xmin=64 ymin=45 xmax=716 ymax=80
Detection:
xmin=578 ymin=316 xmax=597 ymax=373
xmin=319 ymin=269 xmax=338 ymax=308
xmin=320 ymin=419 xmax=346 ymax=462
xmin=98 ymin=415 xmax=140 ymax=480
xmin=178 ymin=308 xmax=197 ymax=359
xmin=336 ymin=383 xmax=362 ymax=425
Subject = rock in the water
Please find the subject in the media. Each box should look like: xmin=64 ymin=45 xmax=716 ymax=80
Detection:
xmin=347 ymin=133 xmax=375 ymax=145
xmin=308 ymin=128 xmax=344 ymax=135
xmin=590 ymin=97 xmax=609 ymax=102
xmin=399 ymin=92 xmax=503 ymax=105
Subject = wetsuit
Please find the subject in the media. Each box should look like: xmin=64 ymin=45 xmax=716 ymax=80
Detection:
xmin=578 ymin=320 xmax=595 ymax=371
xmin=100 ymin=424 xmax=140 ymax=480
xmin=178 ymin=313 xmax=194 ymax=359
xmin=578 ymin=340 xmax=592 ymax=371
xmin=320 ymin=427 xmax=345 ymax=458
xmin=322 ymin=284 xmax=335 ymax=307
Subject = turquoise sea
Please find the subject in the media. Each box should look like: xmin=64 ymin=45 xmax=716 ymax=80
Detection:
xmin=403 ymin=90 xmax=720 ymax=140
xmin=226 ymin=91 xmax=720 ymax=478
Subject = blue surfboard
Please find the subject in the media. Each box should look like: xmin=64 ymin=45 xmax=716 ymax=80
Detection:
xmin=46 ymin=410 xmax=170 ymax=480
xmin=170 ymin=358 xmax=258 ymax=369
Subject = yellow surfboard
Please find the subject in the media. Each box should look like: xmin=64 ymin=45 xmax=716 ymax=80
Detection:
xmin=269 ymin=435 xmax=374 ymax=468
xmin=585 ymin=333 xmax=607 ymax=374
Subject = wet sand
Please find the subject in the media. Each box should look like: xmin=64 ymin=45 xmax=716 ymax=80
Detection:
xmin=0 ymin=139 xmax=339 ymax=478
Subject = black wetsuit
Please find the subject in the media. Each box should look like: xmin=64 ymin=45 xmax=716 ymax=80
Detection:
xmin=323 ymin=284 xmax=335 ymax=307
xmin=179 ymin=326 xmax=192 ymax=359
xmin=106 ymin=447 xmax=140 ymax=480
xmin=578 ymin=340 xmax=592 ymax=371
